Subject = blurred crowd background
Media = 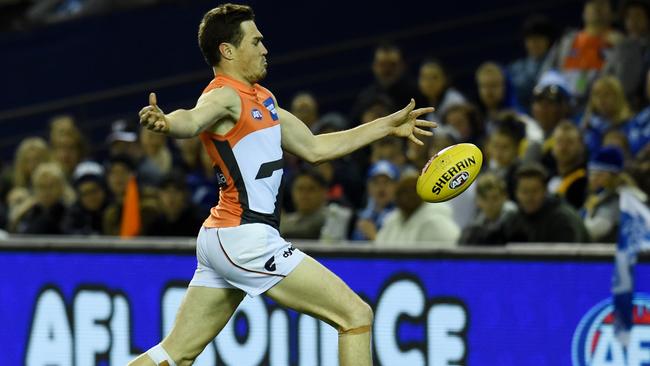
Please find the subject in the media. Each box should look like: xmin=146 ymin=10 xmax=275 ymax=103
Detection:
xmin=1 ymin=0 xmax=650 ymax=247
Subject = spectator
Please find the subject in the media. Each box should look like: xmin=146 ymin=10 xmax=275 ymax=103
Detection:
xmin=509 ymin=15 xmax=558 ymax=109
xmin=459 ymin=172 xmax=518 ymax=245
xmin=144 ymin=172 xmax=203 ymax=237
xmin=582 ymin=76 xmax=637 ymax=157
xmin=548 ymin=0 xmax=623 ymax=103
xmin=628 ymin=69 xmax=650 ymax=153
xmin=548 ymin=121 xmax=589 ymax=209
xmin=504 ymin=163 xmax=590 ymax=243
xmin=290 ymin=92 xmax=319 ymax=130
xmin=62 ymin=161 xmax=109 ymax=235
xmin=532 ymin=83 xmax=572 ymax=139
xmin=628 ymin=144 xmax=650 ymax=195
xmin=12 ymin=137 xmax=50 ymax=189
xmin=417 ymin=59 xmax=466 ymax=122
xmin=582 ymin=146 xmax=630 ymax=242
xmin=603 ymin=0 xmax=650 ymax=109
xmin=14 ymin=162 xmax=69 ymax=234
xmin=441 ymin=103 xmax=485 ymax=145
xmin=310 ymin=113 xmax=364 ymax=209
xmin=139 ymin=128 xmax=172 ymax=177
xmin=280 ymin=169 xmax=352 ymax=241
xmin=350 ymin=43 xmax=420 ymax=124
xmin=376 ymin=174 xmax=460 ymax=246
xmin=106 ymin=119 xmax=161 ymax=186
xmin=351 ymin=160 xmax=398 ymax=241
xmin=486 ymin=114 xmax=527 ymax=199
xmin=370 ymin=136 xmax=407 ymax=170
xmin=174 ymin=137 xmax=218 ymax=217
xmin=49 ymin=115 xmax=87 ymax=179
xmin=475 ymin=61 xmax=519 ymax=120
xmin=5 ymin=187 xmax=33 ymax=233
xmin=102 ymin=154 xmax=160 ymax=236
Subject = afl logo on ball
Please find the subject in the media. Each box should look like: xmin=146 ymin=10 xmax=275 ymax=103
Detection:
xmin=571 ymin=294 xmax=650 ymax=366
xmin=448 ymin=171 xmax=470 ymax=190
xmin=251 ymin=109 xmax=263 ymax=120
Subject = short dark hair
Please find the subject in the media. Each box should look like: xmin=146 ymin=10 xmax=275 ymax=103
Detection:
xmin=515 ymin=162 xmax=549 ymax=184
xmin=492 ymin=111 xmax=527 ymax=145
xmin=294 ymin=168 xmax=328 ymax=188
xmin=198 ymin=3 xmax=255 ymax=66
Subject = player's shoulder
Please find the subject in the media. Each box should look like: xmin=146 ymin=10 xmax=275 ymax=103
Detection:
xmin=199 ymin=85 xmax=240 ymax=106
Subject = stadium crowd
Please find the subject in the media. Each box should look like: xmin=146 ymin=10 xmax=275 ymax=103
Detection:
xmin=1 ymin=0 xmax=650 ymax=246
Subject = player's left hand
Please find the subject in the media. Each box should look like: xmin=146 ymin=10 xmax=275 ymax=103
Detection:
xmin=387 ymin=99 xmax=437 ymax=145
xmin=138 ymin=92 xmax=170 ymax=133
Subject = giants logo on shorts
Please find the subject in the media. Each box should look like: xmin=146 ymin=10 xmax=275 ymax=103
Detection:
xmin=571 ymin=294 xmax=650 ymax=366
xmin=251 ymin=109 xmax=263 ymax=120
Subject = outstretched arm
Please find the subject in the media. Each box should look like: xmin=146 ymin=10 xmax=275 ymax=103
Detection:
xmin=280 ymin=99 xmax=436 ymax=164
xmin=138 ymin=87 xmax=239 ymax=138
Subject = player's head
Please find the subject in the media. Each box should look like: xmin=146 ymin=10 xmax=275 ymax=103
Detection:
xmin=198 ymin=4 xmax=267 ymax=82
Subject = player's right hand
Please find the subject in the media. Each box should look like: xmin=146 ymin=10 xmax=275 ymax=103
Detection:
xmin=138 ymin=92 xmax=170 ymax=133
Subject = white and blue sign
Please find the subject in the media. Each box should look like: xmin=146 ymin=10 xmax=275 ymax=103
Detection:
xmin=251 ymin=108 xmax=263 ymax=120
xmin=2 ymin=248 xmax=650 ymax=365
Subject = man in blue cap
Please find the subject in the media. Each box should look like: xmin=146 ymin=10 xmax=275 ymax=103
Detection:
xmin=351 ymin=160 xmax=399 ymax=241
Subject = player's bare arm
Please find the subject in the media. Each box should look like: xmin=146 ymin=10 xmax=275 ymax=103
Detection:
xmin=280 ymin=99 xmax=437 ymax=164
xmin=138 ymin=86 xmax=240 ymax=138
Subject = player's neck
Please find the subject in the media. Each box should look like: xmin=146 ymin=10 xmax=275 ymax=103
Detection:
xmin=213 ymin=66 xmax=253 ymax=87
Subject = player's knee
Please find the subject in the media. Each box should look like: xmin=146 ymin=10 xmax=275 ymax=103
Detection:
xmin=340 ymin=299 xmax=373 ymax=333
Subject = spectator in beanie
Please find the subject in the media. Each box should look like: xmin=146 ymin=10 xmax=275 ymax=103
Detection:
xmin=62 ymin=161 xmax=110 ymax=235
xmin=352 ymin=160 xmax=399 ymax=241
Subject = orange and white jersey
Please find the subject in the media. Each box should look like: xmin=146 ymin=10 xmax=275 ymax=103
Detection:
xmin=199 ymin=74 xmax=283 ymax=229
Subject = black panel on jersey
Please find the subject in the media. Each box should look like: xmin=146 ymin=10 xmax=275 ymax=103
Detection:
xmin=212 ymin=139 xmax=281 ymax=229
xmin=255 ymin=158 xmax=284 ymax=179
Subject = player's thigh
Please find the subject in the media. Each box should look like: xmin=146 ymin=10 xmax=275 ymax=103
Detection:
xmin=162 ymin=286 xmax=245 ymax=360
xmin=264 ymin=255 xmax=372 ymax=329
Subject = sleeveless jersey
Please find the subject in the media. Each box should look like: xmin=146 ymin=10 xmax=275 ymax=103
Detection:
xmin=199 ymin=74 xmax=283 ymax=229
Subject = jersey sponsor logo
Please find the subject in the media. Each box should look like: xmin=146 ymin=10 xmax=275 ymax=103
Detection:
xmin=264 ymin=256 xmax=276 ymax=272
xmin=251 ymin=109 xmax=263 ymax=120
xmin=263 ymin=97 xmax=279 ymax=121
xmin=283 ymin=246 xmax=296 ymax=258
xmin=571 ymin=294 xmax=650 ymax=366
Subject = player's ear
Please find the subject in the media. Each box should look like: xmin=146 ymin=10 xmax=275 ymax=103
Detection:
xmin=219 ymin=43 xmax=234 ymax=61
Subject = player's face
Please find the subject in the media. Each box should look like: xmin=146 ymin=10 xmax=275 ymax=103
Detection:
xmin=234 ymin=21 xmax=268 ymax=82
xmin=516 ymin=177 xmax=546 ymax=215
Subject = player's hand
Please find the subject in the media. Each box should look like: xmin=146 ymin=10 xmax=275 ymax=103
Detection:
xmin=387 ymin=99 xmax=437 ymax=146
xmin=138 ymin=92 xmax=170 ymax=133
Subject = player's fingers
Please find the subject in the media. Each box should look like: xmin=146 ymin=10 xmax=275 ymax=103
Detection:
xmin=149 ymin=92 xmax=157 ymax=106
xmin=410 ymin=107 xmax=434 ymax=118
xmin=400 ymin=98 xmax=416 ymax=114
xmin=408 ymin=134 xmax=424 ymax=146
xmin=414 ymin=127 xmax=433 ymax=136
xmin=415 ymin=120 xmax=437 ymax=129
xmin=139 ymin=106 xmax=151 ymax=116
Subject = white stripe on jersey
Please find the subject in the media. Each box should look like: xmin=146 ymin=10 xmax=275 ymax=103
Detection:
xmin=232 ymin=124 xmax=283 ymax=214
